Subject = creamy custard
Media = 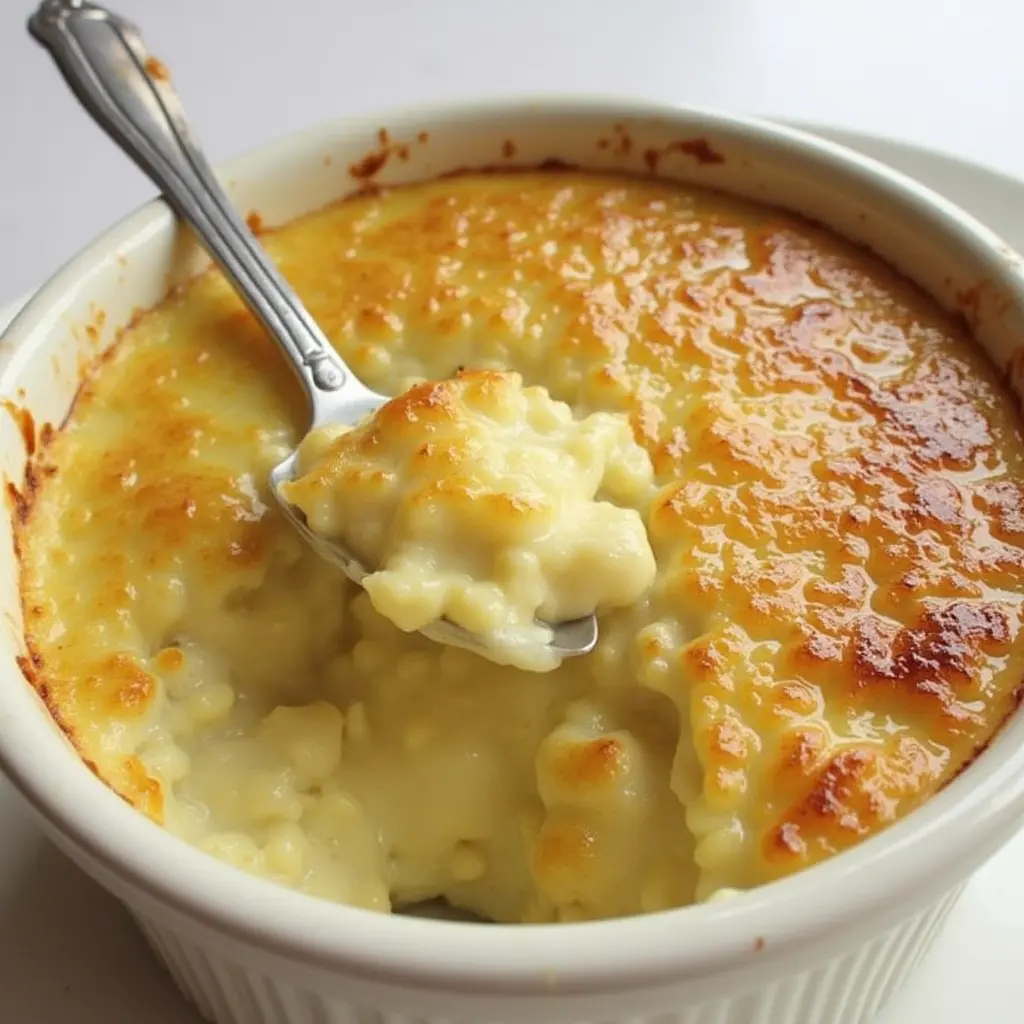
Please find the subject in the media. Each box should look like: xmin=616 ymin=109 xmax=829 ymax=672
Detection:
xmin=281 ymin=370 xmax=657 ymax=671
xmin=18 ymin=171 xmax=1024 ymax=921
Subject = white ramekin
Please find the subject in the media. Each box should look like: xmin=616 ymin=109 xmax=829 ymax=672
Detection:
xmin=3 ymin=97 xmax=1024 ymax=1024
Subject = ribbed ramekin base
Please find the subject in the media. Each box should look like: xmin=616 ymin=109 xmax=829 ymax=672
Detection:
xmin=133 ymin=885 xmax=963 ymax=1024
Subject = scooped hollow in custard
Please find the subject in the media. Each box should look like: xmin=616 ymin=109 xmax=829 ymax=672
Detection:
xmin=279 ymin=369 xmax=657 ymax=669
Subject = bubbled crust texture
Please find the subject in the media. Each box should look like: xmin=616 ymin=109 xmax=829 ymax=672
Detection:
xmin=18 ymin=171 xmax=1024 ymax=919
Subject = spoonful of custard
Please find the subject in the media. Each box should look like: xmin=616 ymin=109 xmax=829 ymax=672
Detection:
xmin=30 ymin=0 xmax=658 ymax=670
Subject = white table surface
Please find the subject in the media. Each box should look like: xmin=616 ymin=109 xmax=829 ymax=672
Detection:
xmin=4 ymin=2 xmax=1024 ymax=1021
xmin=3 ymin=0 xmax=1024 ymax=301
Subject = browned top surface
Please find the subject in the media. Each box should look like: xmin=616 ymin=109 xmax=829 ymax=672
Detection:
xmin=17 ymin=170 xmax=1024 ymax=896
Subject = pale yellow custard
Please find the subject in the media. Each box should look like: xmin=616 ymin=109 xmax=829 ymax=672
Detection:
xmin=280 ymin=369 xmax=657 ymax=671
xmin=17 ymin=170 xmax=1024 ymax=922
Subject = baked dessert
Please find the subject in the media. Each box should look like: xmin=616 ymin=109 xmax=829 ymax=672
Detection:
xmin=18 ymin=170 xmax=1024 ymax=921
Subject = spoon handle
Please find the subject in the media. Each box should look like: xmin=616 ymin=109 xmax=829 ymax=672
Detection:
xmin=28 ymin=0 xmax=377 ymax=422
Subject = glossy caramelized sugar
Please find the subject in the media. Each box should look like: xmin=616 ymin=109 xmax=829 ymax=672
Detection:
xmin=18 ymin=171 xmax=1024 ymax=920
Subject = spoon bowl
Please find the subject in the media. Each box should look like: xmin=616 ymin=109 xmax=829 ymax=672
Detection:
xmin=268 ymin=449 xmax=601 ymax=662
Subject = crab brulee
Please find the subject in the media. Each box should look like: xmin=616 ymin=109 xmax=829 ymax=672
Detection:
xmin=17 ymin=170 xmax=1024 ymax=922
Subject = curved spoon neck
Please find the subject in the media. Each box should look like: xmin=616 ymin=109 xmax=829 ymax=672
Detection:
xmin=307 ymin=380 xmax=385 ymax=430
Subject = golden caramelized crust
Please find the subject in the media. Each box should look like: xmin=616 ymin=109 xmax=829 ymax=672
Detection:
xmin=18 ymin=170 xmax=1024 ymax=920
xmin=18 ymin=280 xmax=347 ymax=808
xmin=280 ymin=369 xmax=656 ymax=670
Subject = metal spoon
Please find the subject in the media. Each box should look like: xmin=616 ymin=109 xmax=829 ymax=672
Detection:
xmin=28 ymin=0 xmax=599 ymax=664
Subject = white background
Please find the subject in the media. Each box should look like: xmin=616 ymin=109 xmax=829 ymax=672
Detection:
xmin=3 ymin=1 xmax=1024 ymax=1021
xmin=4 ymin=0 xmax=1024 ymax=302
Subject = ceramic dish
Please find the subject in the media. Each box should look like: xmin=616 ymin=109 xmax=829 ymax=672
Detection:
xmin=4 ymin=98 xmax=1024 ymax=1024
